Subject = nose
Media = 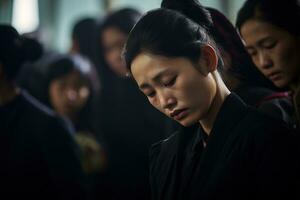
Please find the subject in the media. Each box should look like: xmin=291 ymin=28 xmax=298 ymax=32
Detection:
xmin=158 ymin=91 xmax=176 ymax=110
xmin=257 ymin=51 xmax=273 ymax=70
xmin=66 ymin=89 xmax=78 ymax=102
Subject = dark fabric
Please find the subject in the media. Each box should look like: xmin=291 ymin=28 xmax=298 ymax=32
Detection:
xmin=292 ymin=83 xmax=300 ymax=130
xmin=0 ymin=91 xmax=87 ymax=200
xmin=95 ymin=76 xmax=179 ymax=200
xmin=149 ymin=93 xmax=300 ymax=200
xmin=235 ymin=84 xmax=294 ymax=127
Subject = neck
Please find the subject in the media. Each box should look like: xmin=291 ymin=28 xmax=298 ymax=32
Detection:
xmin=199 ymin=73 xmax=230 ymax=135
xmin=0 ymin=80 xmax=20 ymax=106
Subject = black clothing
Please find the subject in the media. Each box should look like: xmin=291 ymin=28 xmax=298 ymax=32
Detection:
xmin=96 ymin=76 xmax=178 ymax=200
xmin=235 ymin=85 xmax=294 ymax=126
xmin=0 ymin=91 xmax=87 ymax=199
xmin=150 ymin=93 xmax=300 ymax=200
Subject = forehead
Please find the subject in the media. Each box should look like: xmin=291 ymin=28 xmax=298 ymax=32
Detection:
xmin=131 ymin=53 xmax=182 ymax=84
xmin=101 ymin=27 xmax=126 ymax=43
xmin=241 ymin=19 xmax=287 ymax=42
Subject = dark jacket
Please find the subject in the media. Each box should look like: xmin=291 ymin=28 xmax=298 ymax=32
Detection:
xmin=235 ymin=84 xmax=294 ymax=126
xmin=149 ymin=93 xmax=300 ymax=200
xmin=0 ymin=91 xmax=87 ymax=200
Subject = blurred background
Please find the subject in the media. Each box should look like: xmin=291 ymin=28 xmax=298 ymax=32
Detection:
xmin=0 ymin=0 xmax=246 ymax=53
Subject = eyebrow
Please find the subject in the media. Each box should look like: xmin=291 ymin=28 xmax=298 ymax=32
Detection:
xmin=245 ymin=36 xmax=273 ymax=51
xmin=257 ymin=37 xmax=274 ymax=46
xmin=139 ymin=68 xmax=171 ymax=90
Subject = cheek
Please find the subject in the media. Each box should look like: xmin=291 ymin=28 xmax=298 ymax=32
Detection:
xmin=77 ymin=88 xmax=90 ymax=106
xmin=251 ymin=55 xmax=261 ymax=69
xmin=148 ymin=98 xmax=164 ymax=113
xmin=49 ymin=84 xmax=63 ymax=107
xmin=186 ymin=75 xmax=216 ymax=112
xmin=277 ymin=43 xmax=300 ymax=74
xmin=105 ymin=52 xmax=115 ymax=66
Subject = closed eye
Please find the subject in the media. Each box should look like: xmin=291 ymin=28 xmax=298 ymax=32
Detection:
xmin=145 ymin=90 xmax=156 ymax=98
xmin=262 ymin=41 xmax=277 ymax=49
xmin=248 ymin=50 xmax=257 ymax=57
xmin=163 ymin=76 xmax=176 ymax=87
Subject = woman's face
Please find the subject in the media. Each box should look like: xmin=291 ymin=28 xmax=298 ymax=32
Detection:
xmin=241 ymin=19 xmax=300 ymax=88
xmin=101 ymin=27 xmax=128 ymax=77
xmin=49 ymin=70 xmax=90 ymax=118
xmin=131 ymin=52 xmax=217 ymax=127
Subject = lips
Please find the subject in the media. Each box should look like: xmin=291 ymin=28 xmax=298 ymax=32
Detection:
xmin=267 ymin=71 xmax=282 ymax=82
xmin=170 ymin=108 xmax=188 ymax=120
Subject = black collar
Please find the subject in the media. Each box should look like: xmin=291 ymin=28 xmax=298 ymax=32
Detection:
xmin=191 ymin=93 xmax=249 ymax=153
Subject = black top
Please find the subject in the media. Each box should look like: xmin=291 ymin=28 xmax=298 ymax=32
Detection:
xmin=0 ymin=91 xmax=87 ymax=199
xmin=235 ymin=84 xmax=294 ymax=126
xmin=149 ymin=93 xmax=300 ymax=200
xmin=96 ymin=77 xmax=178 ymax=200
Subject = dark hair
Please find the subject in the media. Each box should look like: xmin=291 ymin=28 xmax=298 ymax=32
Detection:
xmin=100 ymin=8 xmax=141 ymax=36
xmin=161 ymin=0 xmax=274 ymax=88
xmin=236 ymin=0 xmax=300 ymax=36
xmin=43 ymin=55 xmax=100 ymax=132
xmin=72 ymin=17 xmax=97 ymax=60
xmin=124 ymin=8 xmax=216 ymax=70
xmin=161 ymin=0 xmax=212 ymax=30
xmin=0 ymin=25 xmax=43 ymax=81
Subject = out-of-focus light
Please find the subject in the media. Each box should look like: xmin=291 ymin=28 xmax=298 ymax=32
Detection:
xmin=12 ymin=0 xmax=39 ymax=34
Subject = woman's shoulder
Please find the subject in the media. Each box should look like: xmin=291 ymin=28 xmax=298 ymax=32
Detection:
xmin=149 ymin=125 xmax=197 ymax=167
xmin=149 ymin=130 xmax=182 ymax=181
xmin=149 ymin=131 xmax=180 ymax=161
xmin=19 ymin=91 xmax=75 ymax=136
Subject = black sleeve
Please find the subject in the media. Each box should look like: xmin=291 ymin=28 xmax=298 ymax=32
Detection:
xmin=149 ymin=142 xmax=162 ymax=200
xmin=39 ymin=116 xmax=88 ymax=200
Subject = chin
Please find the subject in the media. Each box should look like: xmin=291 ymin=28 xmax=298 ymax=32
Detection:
xmin=178 ymin=117 xmax=198 ymax=127
xmin=273 ymin=80 xmax=289 ymax=89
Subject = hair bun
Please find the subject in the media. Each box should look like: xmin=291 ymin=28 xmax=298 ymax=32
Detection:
xmin=161 ymin=0 xmax=213 ymax=30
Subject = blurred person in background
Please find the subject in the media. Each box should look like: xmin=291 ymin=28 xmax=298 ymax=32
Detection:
xmin=0 ymin=24 xmax=87 ymax=200
xmin=94 ymin=8 xmax=178 ymax=200
xmin=42 ymin=55 xmax=105 ymax=169
xmin=41 ymin=55 xmax=105 ymax=198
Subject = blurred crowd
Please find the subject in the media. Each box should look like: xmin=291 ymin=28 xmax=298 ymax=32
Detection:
xmin=0 ymin=0 xmax=299 ymax=199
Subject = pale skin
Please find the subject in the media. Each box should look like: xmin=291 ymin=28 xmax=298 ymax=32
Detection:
xmin=131 ymin=44 xmax=230 ymax=136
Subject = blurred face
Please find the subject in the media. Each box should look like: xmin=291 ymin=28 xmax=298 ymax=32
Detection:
xmin=131 ymin=52 xmax=217 ymax=127
xmin=241 ymin=19 xmax=300 ymax=88
xmin=49 ymin=70 xmax=90 ymax=118
xmin=101 ymin=27 xmax=128 ymax=77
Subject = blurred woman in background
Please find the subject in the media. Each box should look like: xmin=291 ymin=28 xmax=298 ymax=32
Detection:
xmin=236 ymin=0 xmax=300 ymax=128
xmin=42 ymin=55 xmax=105 ymax=174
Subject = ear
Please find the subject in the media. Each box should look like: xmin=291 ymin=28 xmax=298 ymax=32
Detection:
xmin=196 ymin=44 xmax=218 ymax=76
